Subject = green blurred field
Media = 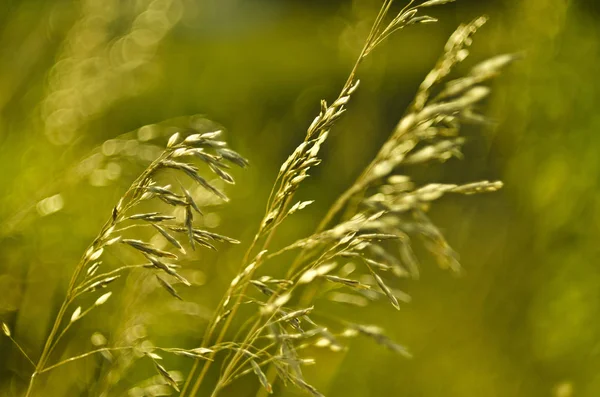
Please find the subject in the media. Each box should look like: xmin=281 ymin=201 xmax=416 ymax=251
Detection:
xmin=1 ymin=0 xmax=599 ymax=396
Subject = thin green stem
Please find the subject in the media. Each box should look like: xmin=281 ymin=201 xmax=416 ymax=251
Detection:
xmin=43 ymin=304 xmax=98 ymax=363
xmin=7 ymin=336 xmax=36 ymax=368
xmin=37 ymin=347 xmax=133 ymax=375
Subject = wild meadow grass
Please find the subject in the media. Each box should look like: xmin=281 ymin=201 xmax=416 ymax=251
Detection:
xmin=2 ymin=1 xmax=516 ymax=396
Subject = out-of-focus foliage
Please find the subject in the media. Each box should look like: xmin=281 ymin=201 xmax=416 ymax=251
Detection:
xmin=0 ymin=0 xmax=598 ymax=396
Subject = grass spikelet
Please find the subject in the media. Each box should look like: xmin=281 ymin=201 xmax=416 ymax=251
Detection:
xmin=122 ymin=239 xmax=178 ymax=259
xmin=156 ymin=275 xmax=183 ymax=301
xmin=2 ymin=323 xmax=10 ymax=337
xmin=150 ymin=355 xmax=180 ymax=392
xmin=251 ymin=359 xmax=273 ymax=394
xmin=152 ymin=224 xmax=186 ymax=254
xmin=324 ymin=275 xmax=372 ymax=290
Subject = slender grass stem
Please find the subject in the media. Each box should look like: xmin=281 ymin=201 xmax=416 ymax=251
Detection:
xmin=37 ymin=347 xmax=133 ymax=375
xmin=6 ymin=335 xmax=36 ymax=368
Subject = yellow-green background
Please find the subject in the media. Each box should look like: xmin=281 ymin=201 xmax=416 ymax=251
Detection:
xmin=1 ymin=0 xmax=598 ymax=396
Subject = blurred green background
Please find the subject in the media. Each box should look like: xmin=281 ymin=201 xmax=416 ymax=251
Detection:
xmin=1 ymin=0 xmax=599 ymax=396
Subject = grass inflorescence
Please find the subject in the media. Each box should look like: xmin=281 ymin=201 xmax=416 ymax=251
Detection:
xmin=2 ymin=1 xmax=516 ymax=396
